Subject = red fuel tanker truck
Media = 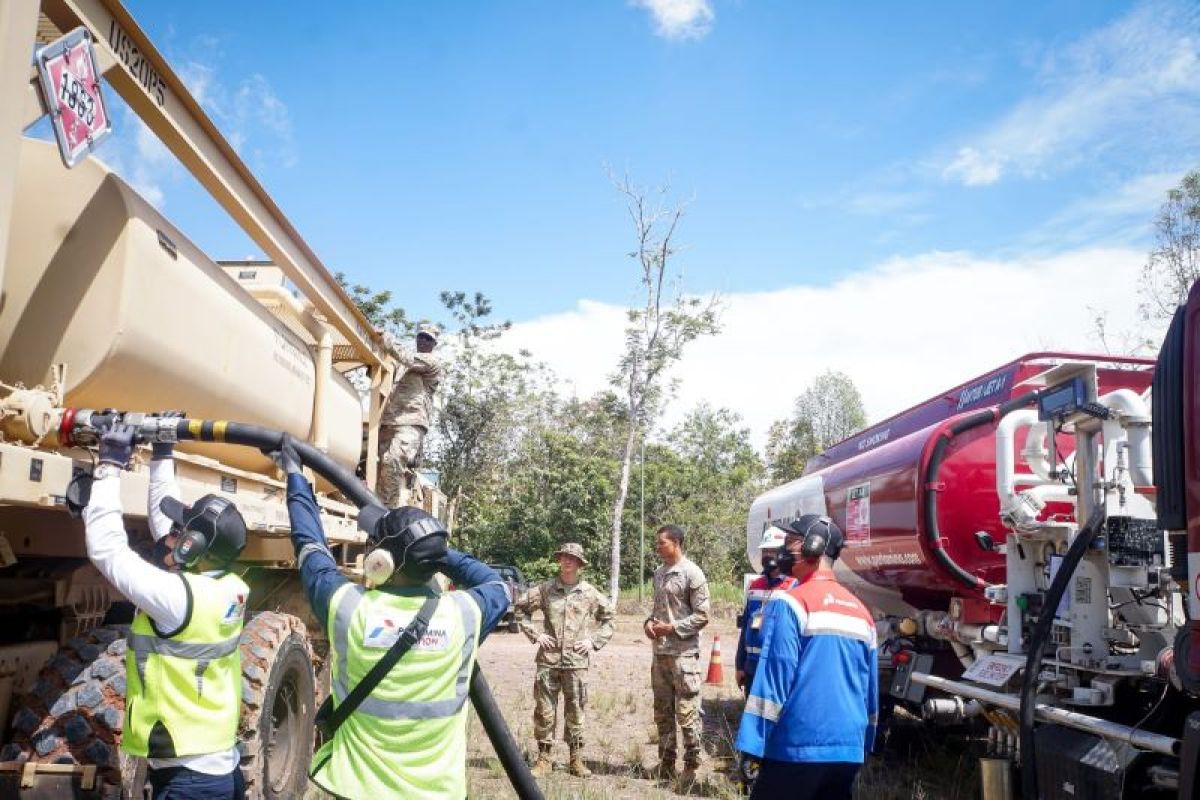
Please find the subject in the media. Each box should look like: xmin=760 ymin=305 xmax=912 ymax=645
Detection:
xmin=747 ymin=324 xmax=1200 ymax=798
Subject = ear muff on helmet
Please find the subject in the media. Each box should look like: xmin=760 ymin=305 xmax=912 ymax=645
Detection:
xmin=159 ymin=494 xmax=248 ymax=570
xmin=364 ymin=508 xmax=449 ymax=587
xmin=797 ymin=514 xmax=844 ymax=561
xmin=173 ymin=529 xmax=210 ymax=568
xmin=363 ymin=547 xmax=396 ymax=588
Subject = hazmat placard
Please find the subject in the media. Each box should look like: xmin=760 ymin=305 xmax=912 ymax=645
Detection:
xmin=846 ymin=482 xmax=871 ymax=544
xmin=34 ymin=28 xmax=112 ymax=168
xmin=962 ymin=653 xmax=1024 ymax=687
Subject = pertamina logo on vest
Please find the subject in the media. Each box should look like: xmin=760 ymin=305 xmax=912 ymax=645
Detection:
xmin=363 ymin=611 xmax=451 ymax=650
xmin=222 ymin=592 xmax=246 ymax=625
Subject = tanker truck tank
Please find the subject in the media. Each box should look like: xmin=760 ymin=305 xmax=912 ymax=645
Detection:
xmin=748 ymin=354 xmax=1155 ymax=614
xmin=0 ymin=139 xmax=362 ymax=479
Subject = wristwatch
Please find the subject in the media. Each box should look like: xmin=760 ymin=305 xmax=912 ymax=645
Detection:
xmin=94 ymin=463 xmax=123 ymax=480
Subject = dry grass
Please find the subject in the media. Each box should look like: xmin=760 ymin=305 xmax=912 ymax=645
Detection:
xmin=308 ymin=612 xmax=983 ymax=799
xmin=855 ymin=718 xmax=982 ymax=800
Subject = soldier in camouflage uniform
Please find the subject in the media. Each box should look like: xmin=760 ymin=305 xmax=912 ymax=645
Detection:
xmin=514 ymin=543 xmax=615 ymax=778
xmin=644 ymin=524 xmax=711 ymax=788
xmin=377 ymin=324 xmax=440 ymax=507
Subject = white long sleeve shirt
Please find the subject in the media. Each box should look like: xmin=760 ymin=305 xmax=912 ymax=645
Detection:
xmin=82 ymin=457 xmax=238 ymax=774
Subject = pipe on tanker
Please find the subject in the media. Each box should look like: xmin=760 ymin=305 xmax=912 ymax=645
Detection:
xmin=247 ymin=285 xmax=335 ymax=453
xmin=1098 ymin=389 xmax=1154 ymax=489
xmin=922 ymin=391 xmax=1041 ymax=591
xmin=949 ymin=640 xmax=974 ymax=670
xmin=996 ymin=410 xmax=1053 ymax=504
xmin=168 ymin=418 xmax=545 ymax=800
xmin=912 ymin=671 xmax=1180 ymax=757
xmin=1020 ymin=421 xmax=1054 ymax=482
xmin=996 ymin=412 xmax=1071 ymax=528
xmin=1018 ymin=506 xmax=1106 ymax=800
xmin=995 ymin=410 xmax=1033 ymax=506
xmin=312 ymin=323 xmax=334 ymax=452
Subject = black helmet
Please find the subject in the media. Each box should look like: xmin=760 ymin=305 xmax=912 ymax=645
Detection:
xmin=363 ymin=506 xmax=448 ymax=584
xmin=781 ymin=514 xmax=845 ymax=561
xmin=160 ymin=494 xmax=247 ymax=569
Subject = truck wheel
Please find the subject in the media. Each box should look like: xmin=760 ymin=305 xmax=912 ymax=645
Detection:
xmin=0 ymin=626 xmax=130 ymax=798
xmin=238 ymin=611 xmax=316 ymax=800
xmin=508 ymin=617 xmax=520 ymax=634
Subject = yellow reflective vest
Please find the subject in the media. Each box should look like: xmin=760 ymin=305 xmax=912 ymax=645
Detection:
xmin=310 ymin=584 xmax=482 ymax=799
xmin=123 ymin=570 xmax=248 ymax=758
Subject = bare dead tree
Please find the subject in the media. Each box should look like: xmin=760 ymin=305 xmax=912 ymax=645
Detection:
xmin=606 ymin=172 xmax=720 ymax=603
xmin=1141 ymin=170 xmax=1200 ymax=322
xmin=1087 ymin=171 xmax=1198 ymax=356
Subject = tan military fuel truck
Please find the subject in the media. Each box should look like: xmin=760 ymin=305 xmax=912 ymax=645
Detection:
xmin=0 ymin=3 xmax=449 ymax=797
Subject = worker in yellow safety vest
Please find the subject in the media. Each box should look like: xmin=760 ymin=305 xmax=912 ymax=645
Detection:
xmin=83 ymin=423 xmax=249 ymax=799
xmin=270 ymin=435 xmax=508 ymax=799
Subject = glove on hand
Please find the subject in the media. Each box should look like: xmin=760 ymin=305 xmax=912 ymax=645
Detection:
xmin=151 ymin=411 xmax=185 ymax=460
xmin=98 ymin=423 xmax=136 ymax=469
xmin=263 ymin=434 xmax=303 ymax=475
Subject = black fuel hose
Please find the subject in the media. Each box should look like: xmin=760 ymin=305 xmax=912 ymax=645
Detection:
xmin=158 ymin=417 xmax=545 ymax=800
xmin=922 ymin=390 xmax=1040 ymax=590
xmin=1018 ymin=506 xmax=1105 ymax=800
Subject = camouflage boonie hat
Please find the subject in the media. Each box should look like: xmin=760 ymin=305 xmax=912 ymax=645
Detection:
xmin=554 ymin=542 xmax=588 ymax=566
xmin=417 ymin=323 xmax=440 ymax=343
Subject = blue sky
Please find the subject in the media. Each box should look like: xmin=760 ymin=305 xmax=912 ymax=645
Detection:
xmin=69 ymin=0 xmax=1200 ymax=438
xmin=105 ymin=0 xmax=1192 ymax=319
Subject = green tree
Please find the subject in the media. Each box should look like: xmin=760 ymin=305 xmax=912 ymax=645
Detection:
xmin=642 ymin=405 xmax=763 ymax=582
xmin=427 ymin=290 xmax=541 ymax=502
xmin=455 ymin=395 xmax=621 ymax=584
xmin=606 ymin=174 xmax=720 ymax=602
xmin=333 ymin=273 xmax=544 ymax=512
xmin=766 ymin=370 xmax=866 ymax=483
xmin=335 ymin=272 xmax=417 ymax=338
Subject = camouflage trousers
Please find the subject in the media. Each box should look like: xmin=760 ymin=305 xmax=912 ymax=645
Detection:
xmin=377 ymin=424 xmax=426 ymax=507
xmin=651 ymin=653 xmax=703 ymax=767
xmin=534 ymin=667 xmax=588 ymax=748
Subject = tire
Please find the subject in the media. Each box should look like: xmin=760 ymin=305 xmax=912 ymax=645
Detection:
xmin=0 ymin=626 xmax=130 ymax=798
xmin=508 ymin=616 xmax=520 ymax=634
xmin=238 ymin=611 xmax=316 ymax=800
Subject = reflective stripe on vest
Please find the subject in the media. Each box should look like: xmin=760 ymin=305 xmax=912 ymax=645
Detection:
xmin=122 ymin=571 xmax=247 ymax=759
xmin=329 ymin=585 xmax=480 ymax=720
xmin=127 ymin=632 xmax=241 ymax=695
xmin=312 ymin=584 xmax=484 ymax=799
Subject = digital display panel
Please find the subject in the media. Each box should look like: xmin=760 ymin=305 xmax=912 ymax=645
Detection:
xmin=1038 ymin=377 xmax=1086 ymax=421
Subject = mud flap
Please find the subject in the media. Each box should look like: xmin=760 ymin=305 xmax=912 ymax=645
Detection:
xmin=1179 ymin=711 xmax=1200 ymax=800
xmin=0 ymin=761 xmax=108 ymax=799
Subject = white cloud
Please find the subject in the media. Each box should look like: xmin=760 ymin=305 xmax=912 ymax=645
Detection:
xmin=91 ymin=99 xmax=173 ymax=209
xmin=502 ymin=247 xmax=1160 ymax=448
xmin=181 ymin=62 xmax=297 ymax=169
xmin=92 ymin=50 xmax=296 ymax=210
xmin=125 ymin=117 xmax=174 ymax=207
xmin=632 ymin=0 xmax=715 ymax=41
xmin=1022 ymin=170 xmax=1185 ymax=249
xmin=942 ymin=146 xmax=1003 ymax=186
xmin=942 ymin=1 xmax=1200 ymax=186
xmin=846 ymin=188 xmax=929 ymax=215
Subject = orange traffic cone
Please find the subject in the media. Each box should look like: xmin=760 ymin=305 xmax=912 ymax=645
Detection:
xmin=705 ymin=635 xmax=725 ymax=685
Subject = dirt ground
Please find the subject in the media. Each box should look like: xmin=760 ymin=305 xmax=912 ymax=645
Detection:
xmin=466 ymin=612 xmax=983 ymax=800
xmin=466 ymin=612 xmax=747 ymax=800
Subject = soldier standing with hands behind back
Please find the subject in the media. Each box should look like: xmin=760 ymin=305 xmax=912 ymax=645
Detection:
xmin=515 ymin=543 xmax=614 ymax=778
xmin=644 ymin=524 xmax=710 ymax=789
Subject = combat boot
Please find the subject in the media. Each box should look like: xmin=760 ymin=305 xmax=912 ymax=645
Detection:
xmin=568 ymin=747 xmax=592 ymax=777
xmin=676 ymin=764 xmax=700 ymax=791
xmin=530 ymin=744 xmax=553 ymax=777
